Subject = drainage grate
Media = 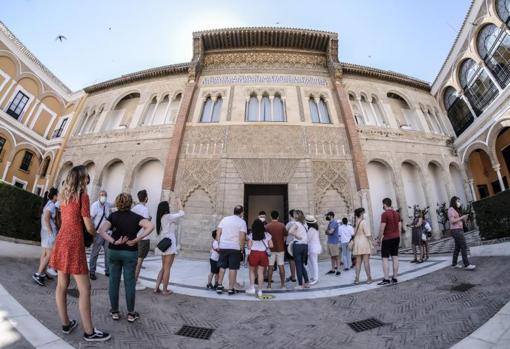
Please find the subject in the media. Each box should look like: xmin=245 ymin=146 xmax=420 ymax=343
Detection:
xmin=451 ymin=283 xmax=475 ymax=292
xmin=67 ymin=288 xmax=79 ymax=298
xmin=348 ymin=318 xmax=385 ymax=333
xmin=176 ymin=325 xmax=214 ymax=340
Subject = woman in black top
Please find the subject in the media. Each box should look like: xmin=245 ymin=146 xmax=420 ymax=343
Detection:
xmin=98 ymin=193 xmax=154 ymax=323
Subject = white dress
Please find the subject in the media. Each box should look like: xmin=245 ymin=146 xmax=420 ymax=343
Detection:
xmin=40 ymin=201 xmax=58 ymax=249
xmin=307 ymin=227 xmax=322 ymax=254
xmin=155 ymin=210 xmax=185 ymax=255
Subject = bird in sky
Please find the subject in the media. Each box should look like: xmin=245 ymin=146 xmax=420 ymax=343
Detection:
xmin=55 ymin=35 xmax=67 ymax=42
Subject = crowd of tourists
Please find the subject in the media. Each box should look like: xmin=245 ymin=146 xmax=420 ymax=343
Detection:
xmin=30 ymin=164 xmax=476 ymax=342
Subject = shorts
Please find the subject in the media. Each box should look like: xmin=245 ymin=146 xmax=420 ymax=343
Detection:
xmin=248 ymin=250 xmax=269 ymax=267
xmin=327 ymin=243 xmax=340 ymax=257
xmin=210 ymin=259 xmax=219 ymax=274
xmin=218 ymin=249 xmax=241 ymax=270
xmin=268 ymin=251 xmax=285 ymax=266
xmin=285 ymin=243 xmax=294 ymax=260
xmin=138 ymin=240 xmax=150 ymax=259
xmin=381 ymin=238 xmax=400 ymax=258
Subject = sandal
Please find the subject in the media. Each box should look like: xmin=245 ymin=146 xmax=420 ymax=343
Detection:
xmin=161 ymin=290 xmax=173 ymax=296
xmin=366 ymin=277 xmax=373 ymax=284
xmin=153 ymin=288 xmax=161 ymax=294
xmin=227 ymin=288 xmax=239 ymax=295
xmin=127 ymin=312 xmax=139 ymax=323
xmin=110 ymin=311 xmax=120 ymax=321
xmin=354 ymin=278 xmax=360 ymax=285
xmin=216 ymin=285 xmax=224 ymax=295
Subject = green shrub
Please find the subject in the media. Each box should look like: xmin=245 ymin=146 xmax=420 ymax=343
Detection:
xmin=472 ymin=189 xmax=510 ymax=240
xmin=0 ymin=181 xmax=43 ymax=242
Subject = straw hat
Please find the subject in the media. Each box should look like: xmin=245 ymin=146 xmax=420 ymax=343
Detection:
xmin=305 ymin=215 xmax=317 ymax=224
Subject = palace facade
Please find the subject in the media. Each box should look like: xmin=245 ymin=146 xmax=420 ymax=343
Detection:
xmin=4 ymin=2 xmax=505 ymax=253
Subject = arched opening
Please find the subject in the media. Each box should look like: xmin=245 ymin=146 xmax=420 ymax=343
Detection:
xmin=152 ymin=95 xmax=170 ymax=125
xmin=428 ymin=162 xmax=448 ymax=206
xmin=261 ymin=93 xmax=271 ymax=121
xmin=211 ymin=96 xmax=222 ymax=122
xmin=40 ymin=157 xmax=51 ymax=178
xmin=273 ymin=93 xmax=285 ymax=121
xmin=387 ymin=92 xmax=420 ymax=130
xmin=401 ymin=161 xmax=426 ymax=210
xmin=168 ymin=93 xmax=182 ymax=123
xmin=318 ymin=97 xmax=331 ymax=124
xmin=246 ymin=93 xmax=259 ymax=121
xmin=468 ymin=149 xmax=499 ymax=199
xmin=131 ymin=160 xmax=164 ymax=224
xmin=496 ymin=0 xmax=510 ymax=27
xmin=349 ymin=93 xmax=365 ymax=126
xmin=85 ymin=161 xmax=96 ymax=195
xmin=459 ymin=58 xmax=498 ymax=115
xmin=101 ymin=161 xmax=125 ymax=200
xmin=443 ymin=86 xmax=474 ymax=136
xmin=104 ymin=93 xmax=140 ymax=130
xmin=495 ymin=127 xmax=510 ymax=187
xmin=141 ymin=96 xmax=158 ymax=126
xmin=477 ymin=23 xmax=510 ymax=88
xmin=367 ymin=161 xmax=397 ymax=235
xmin=449 ymin=164 xmax=467 ymax=203
xmin=371 ymin=96 xmax=386 ymax=126
xmin=360 ymin=95 xmax=375 ymax=125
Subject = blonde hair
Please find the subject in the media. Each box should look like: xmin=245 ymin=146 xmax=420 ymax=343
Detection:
xmin=115 ymin=193 xmax=133 ymax=211
xmin=59 ymin=165 xmax=88 ymax=205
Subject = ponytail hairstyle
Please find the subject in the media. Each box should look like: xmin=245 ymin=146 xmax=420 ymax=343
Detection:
xmin=156 ymin=201 xmax=170 ymax=235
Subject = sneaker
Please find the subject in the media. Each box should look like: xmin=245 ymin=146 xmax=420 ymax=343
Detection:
xmin=377 ymin=279 xmax=391 ymax=286
xmin=391 ymin=278 xmax=398 ymax=284
xmin=127 ymin=312 xmax=140 ymax=323
xmin=452 ymin=264 xmax=464 ymax=269
xmin=246 ymin=287 xmax=256 ymax=295
xmin=42 ymin=272 xmax=53 ymax=280
xmin=83 ymin=328 xmax=111 ymax=342
xmin=62 ymin=320 xmax=78 ymax=334
xmin=326 ymin=270 xmax=335 ymax=275
xmin=216 ymin=285 xmax=224 ymax=295
xmin=206 ymin=283 xmax=213 ymax=290
xmin=309 ymin=279 xmax=318 ymax=285
xmin=410 ymin=259 xmax=418 ymax=263
xmin=32 ymin=273 xmax=45 ymax=286
xmin=135 ymin=281 xmax=146 ymax=291
xmin=257 ymin=290 xmax=263 ymax=298
xmin=335 ymin=271 xmax=341 ymax=276
xmin=89 ymin=272 xmax=97 ymax=280
xmin=465 ymin=264 xmax=476 ymax=270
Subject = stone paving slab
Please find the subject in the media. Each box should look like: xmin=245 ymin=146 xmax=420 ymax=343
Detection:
xmin=1 ymin=256 xmax=510 ymax=349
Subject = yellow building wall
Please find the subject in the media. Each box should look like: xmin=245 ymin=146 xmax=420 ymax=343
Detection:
xmin=5 ymin=149 xmax=41 ymax=191
xmin=469 ymin=150 xmax=498 ymax=196
xmin=0 ymin=129 xmax=13 ymax=177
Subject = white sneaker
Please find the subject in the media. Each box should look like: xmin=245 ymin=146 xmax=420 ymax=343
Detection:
xmin=453 ymin=264 xmax=463 ymax=269
xmin=246 ymin=287 xmax=256 ymax=295
xmin=135 ymin=281 xmax=146 ymax=291
xmin=310 ymin=279 xmax=318 ymax=286
xmin=257 ymin=290 xmax=263 ymax=298
xmin=465 ymin=264 xmax=476 ymax=270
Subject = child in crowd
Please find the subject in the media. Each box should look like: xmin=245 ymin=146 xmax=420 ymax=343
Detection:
xmin=207 ymin=230 xmax=220 ymax=290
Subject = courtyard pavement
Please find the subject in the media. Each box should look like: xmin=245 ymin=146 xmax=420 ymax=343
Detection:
xmin=0 ymin=240 xmax=509 ymax=348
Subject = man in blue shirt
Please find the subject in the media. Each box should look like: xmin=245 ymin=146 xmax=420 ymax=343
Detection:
xmin=325 ymin=211 xmax=341 ymax=276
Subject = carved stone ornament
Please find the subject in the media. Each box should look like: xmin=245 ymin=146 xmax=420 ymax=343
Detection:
xmin=176 ymin=159 xmax=221 ymax=208
xmin=312 ymin=160 xmax=352 ymax=211
xmin=204 ymin=51 xmax=327 ymax=67
xmin=232 ymin=159 xmax=298 ymax=184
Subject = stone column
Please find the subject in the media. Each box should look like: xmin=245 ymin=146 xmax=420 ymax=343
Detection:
xmin=1 ymin=161 xmax=11 ymax=181
xmin=493 ymin=164 xmax=506 ymax=191
xmin=468 ymin=178 xmax=477 ymax=202
xmin=393 ymin=167 xmax=410 ymax=247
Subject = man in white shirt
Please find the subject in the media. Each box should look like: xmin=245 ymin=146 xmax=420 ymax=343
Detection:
xmin=285 ymin=209 xmax=297 ymax=282
xmin=216 ymin=205 xmax=247 ymax=295
xmin=89 ymin=190 xmax=112 ymax=280
xmin=338 ymin=217 xmax=354 ymax=270
xmin=131 ymin=189 xmax=151 ymax=290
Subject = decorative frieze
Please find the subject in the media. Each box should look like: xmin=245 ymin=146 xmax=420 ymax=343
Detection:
xmin=202 ymin=75 xmax=328 ymax=87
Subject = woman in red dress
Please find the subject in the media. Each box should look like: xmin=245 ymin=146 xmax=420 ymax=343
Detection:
xmin=50 ymin=165 xmax=111 ymax=342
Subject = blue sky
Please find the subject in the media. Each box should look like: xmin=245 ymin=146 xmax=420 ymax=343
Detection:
xmin=0 ymin=0 xmax=471 ymax=91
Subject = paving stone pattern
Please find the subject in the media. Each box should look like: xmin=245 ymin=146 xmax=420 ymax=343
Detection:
xmin=1 ymin=256 xmax=510 ymax=349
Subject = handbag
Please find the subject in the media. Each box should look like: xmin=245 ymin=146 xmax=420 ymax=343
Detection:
xmin=157 ymin=237 xmax=173 ymax=252
xmin=79 ymin=192 xmax=93 ymax=248
xmin=348 ymin=221 xmax=361 ymax=251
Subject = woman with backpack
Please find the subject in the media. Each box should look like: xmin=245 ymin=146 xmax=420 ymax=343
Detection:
xmin=33 ymin=187 xmax=59 ymax=286
xmin=154 ymin=198 xmax=184 ymax=295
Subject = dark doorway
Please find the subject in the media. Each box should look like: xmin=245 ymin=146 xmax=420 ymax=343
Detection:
xmin=244 ymin=185 xmax=288 ymax=229
xmin=502 ymin=144 xmax=510 ymax=179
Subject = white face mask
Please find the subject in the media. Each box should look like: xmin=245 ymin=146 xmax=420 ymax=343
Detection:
xmin=99 ymin=196 xmax=106 ymax=204
xmin=456 ymin=201 xmax=461 ymax=208
xmin=259 ymin=216 xmax=266 ymax=222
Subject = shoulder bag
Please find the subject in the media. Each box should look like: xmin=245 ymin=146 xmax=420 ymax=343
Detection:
xmin=157 ymin=237 xmax=172 ymax=252
xmin=262 ymin=238 xmax=272 ymax=257
xmin=348 ymin=221 xmax=362 ymax=252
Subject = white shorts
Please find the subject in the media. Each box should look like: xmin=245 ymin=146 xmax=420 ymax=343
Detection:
xmin=268 ymin=251 xmax=285 ymax=266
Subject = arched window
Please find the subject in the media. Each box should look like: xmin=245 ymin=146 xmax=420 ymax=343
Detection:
xmin=211 ymin=96 xmax=222 ymax=122
xmin=246 ymin=94 xmax=259 ymax=121
xmin=152 ymin=95 xmax=169 ymax=125
xmin=105 ymin=93 xmax=140 ymax=130
xmin=200 ymin=96 xmax=214 ymax=123
xmin=0 ymin=137 xmax=6 ymax=156
xmin=167 ymin=93 xmax=181 ymax=123
xmin=459 ymin=58 xmax=498 ymax=115
xmin=443 ymin=86 xmax=475 ymax=136
xmin=496 ymin=0 xmax=510 ymax=25
xmin=477 ymin=23 xmax=510 ymax=88
xmin=360 ymin=95 xmax=375 ymax=125
xmin=387 ymin=92 xmax=420 ymax=130
xmin=273 ymin=94 xmax=285 ymax=121
xmin=427 ymin=109 xmax=441 ymax=134
xmin=261 ymin=94 xmax=271 ymax=121
xmin=349 ymin=93 xmax=364 ymax=126
xmin=371 ymin=96 xmax=386 ymax=126
xmin=309 ymin=97 xmax=320 ymax=123
xmin=41 ymin=157 xmax=50 ymax=177
xmin=318 ymin=97 xmax=331 ymax=124
xmin=141 ymin=97 xmax=157 ymax=126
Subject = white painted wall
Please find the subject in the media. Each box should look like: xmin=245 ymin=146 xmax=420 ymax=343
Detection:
xmin=367 ymin=161 xmax=396 ymax=235
xmin=102 ymin=161 xmax=125 ymax=203
xmin=131 ymin=160 xmax=164 ymax=225
xmin=401 ymin=162 xmax=426 ymax=210
xmin=428 ymin=163 xmax=448 ymax=206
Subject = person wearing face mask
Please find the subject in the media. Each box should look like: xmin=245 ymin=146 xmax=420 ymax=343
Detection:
xmin=89 ymin=190 xmax=113 ymax=280
xmin=448 ymin=196 xmax=476 ymax=270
